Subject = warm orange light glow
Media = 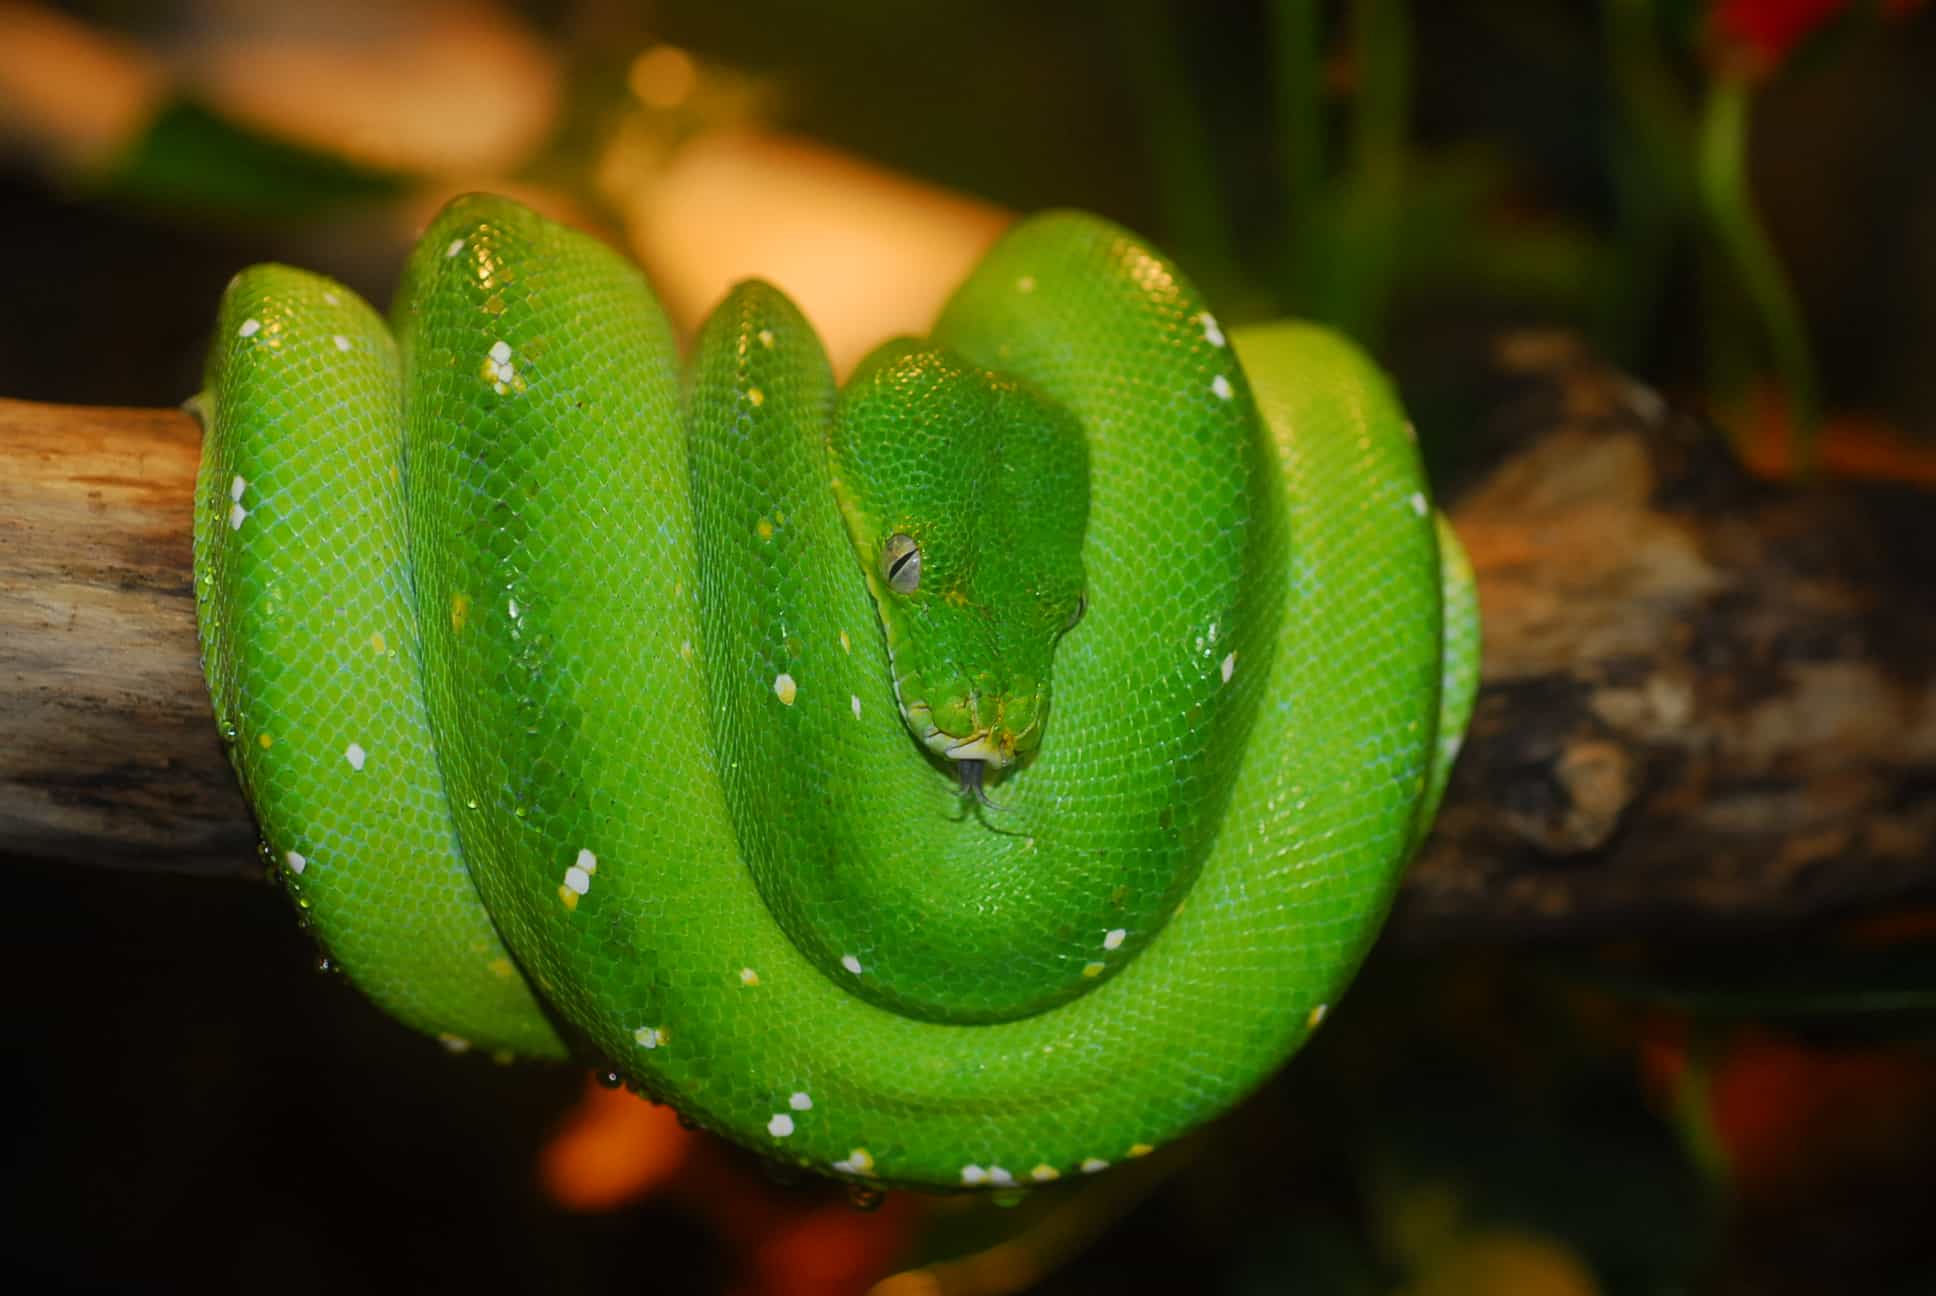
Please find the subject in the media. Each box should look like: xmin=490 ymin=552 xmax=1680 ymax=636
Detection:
xmin=539 ymin=1076 xmax=695 ymax=1211
xmin=629 ymin=45 xmax=697 ymax=110
xmin=617 ymin=131 xmax=1012 ymax=380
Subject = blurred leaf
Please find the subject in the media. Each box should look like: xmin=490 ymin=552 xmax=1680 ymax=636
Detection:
xmin=95 ymin=98 xmax=402 ymax=219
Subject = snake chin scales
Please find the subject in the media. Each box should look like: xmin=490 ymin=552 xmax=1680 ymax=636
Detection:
xmin=193 ymin=193 xmax=1480 ymax=1192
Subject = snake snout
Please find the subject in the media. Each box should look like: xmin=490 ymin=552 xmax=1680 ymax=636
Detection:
xmin=910 ymin=677 xmax=1047 ymax=772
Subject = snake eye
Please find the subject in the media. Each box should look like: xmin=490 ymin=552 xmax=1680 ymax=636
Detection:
xmin=882 ymin=533 xmax=921 ymax=594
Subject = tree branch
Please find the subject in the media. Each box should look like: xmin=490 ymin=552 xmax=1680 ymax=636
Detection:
xmin=4 ymin=334 xmax=1932 ymax=940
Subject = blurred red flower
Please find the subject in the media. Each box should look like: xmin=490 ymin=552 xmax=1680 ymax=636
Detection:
xmin=1714 ymin=0 xmax=1848 ymax=61
xmin=1714 ymin=0 xmax=1925 ymax=65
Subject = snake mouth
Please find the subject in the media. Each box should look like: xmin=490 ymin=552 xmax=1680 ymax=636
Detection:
xmin=902 ymin=693 xmax=1044 ymax=771
xmin=912 ymin=721 xmax=1015 ymax=768
xmin=943 ymin=732 xmax=1006 ymax=764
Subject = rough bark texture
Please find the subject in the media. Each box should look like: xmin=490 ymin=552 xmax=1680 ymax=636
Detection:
xmin=3 ymin=334 xmax=1932 ymax=941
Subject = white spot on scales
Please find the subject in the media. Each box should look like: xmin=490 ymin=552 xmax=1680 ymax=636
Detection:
xmin=562 ymin=847 xmax=597 ymax=897
xmin=227 ymin=476 xmax=249 ymax=531
xmin=484 ymin=339 xmax=522 ymax=395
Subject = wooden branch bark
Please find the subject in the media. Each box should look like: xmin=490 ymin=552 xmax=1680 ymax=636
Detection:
xmin=4 ymin=334 xmax=1933 ymax=941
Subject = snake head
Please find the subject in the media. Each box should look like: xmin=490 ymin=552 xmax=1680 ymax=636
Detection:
xmin=831 ymin=341 xmax=1088 ymax=774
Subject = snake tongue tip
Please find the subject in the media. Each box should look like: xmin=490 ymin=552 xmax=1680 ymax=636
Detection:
xmin=956 ymin=759 xmax=1004 ymax=811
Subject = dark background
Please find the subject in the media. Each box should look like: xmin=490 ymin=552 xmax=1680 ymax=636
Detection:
xmin=4 ymin=3 xmax=1934 ymax=1293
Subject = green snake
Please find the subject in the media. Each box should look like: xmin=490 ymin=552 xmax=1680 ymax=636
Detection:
xmin=193 ymin=194 xmax=1479 ymax=1192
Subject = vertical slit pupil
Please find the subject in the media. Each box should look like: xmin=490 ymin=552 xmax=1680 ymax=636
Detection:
xmin=886 ymin=537 xmax=920 ymax=592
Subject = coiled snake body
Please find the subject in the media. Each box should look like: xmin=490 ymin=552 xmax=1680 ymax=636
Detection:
xmin=194 ymin=195 xmax=1479 ymax=1191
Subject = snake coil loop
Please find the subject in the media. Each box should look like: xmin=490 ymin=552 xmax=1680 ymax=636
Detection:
xmin=195 ymin=195 xmax=1478 ymax=1191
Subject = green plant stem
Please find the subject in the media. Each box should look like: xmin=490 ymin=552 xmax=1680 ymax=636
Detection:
xmin=1671 ymin=1028 xmax=1735 ymax=1203
xmin=1118 ymin=0 xmax=1242 ymax=302
xmin=1271 ymin=0 xmax=1325 ymax=249
xmin=1697 ymin=73 xmax=1821 ymax=475
xmin=1599 ymin=0 xmax=1693 ymax=365
xmin=1349 ymin=0 xmax=1410 ymax=197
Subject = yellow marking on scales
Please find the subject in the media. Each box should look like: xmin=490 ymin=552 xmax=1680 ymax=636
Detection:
xmin=832 ymin=1148 xmax=874 ymax=1175
xmin=257 ymin=733 xmax=273 ymax=750
xmin=450 ymin=593 xmax=471 ymax=633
